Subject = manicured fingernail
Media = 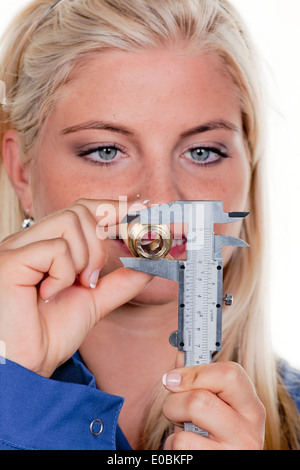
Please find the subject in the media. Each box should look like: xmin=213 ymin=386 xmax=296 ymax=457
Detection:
xmin=45 ymin=294 xmax=56 ymax=304
xmin=162 ymin=373 xmax=182 ymax=388
xmin=129 ymin=202 xmax=147 ymax=211
xmin=90 ymin=269 xmax=101 ymax=289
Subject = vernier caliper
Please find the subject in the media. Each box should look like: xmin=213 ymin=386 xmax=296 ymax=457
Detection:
xmin=120 ymin=200 xmax=249 ymax=436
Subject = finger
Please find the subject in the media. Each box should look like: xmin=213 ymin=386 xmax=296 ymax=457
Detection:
xmin=3 ymin=209 xmax=89 ymax=276
xmin=65 ymin=203 xmax=108 ymax=287
xmin=175 ymin=351 xmax=185 ymax=368
xmin=4 ymin=199 xmax=137 ymax=283
xmin=38 ymin=240 xmax=77 ymax=301
xmin=1 ymin=239 xmax=76 ymax=301
xmin=94 ymin=199 xmax=147 ymax=227
xmin=162 ymin=361 xmax=262 ymax=419
xmin=4 ymin=198 xmax=130 ymax=248
xmin=162 ymin=387 xmax=244 ymax=444
xmin=96 ymin=221 xmax=128 ymax=243
xmin=89 ymin=266 xmax=153 ymax=322
xmin=164 ymin=431 xmax=222 ymax=450
xmin=4 ymin=200 xmax=114 ymax=285
xmin=96 ymin=200 xmax=149 ymax=242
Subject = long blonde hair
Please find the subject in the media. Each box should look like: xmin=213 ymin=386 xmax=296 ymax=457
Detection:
xmin=0 ymin=0 xmax=299 ymax=449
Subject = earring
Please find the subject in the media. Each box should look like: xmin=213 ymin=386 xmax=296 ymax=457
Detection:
xmin=22 ymin=218 xmax=35 ymax=229
xmin=22 ymin=209 xmax=35 ymax=230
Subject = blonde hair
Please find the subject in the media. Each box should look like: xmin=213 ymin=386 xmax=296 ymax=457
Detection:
xmin=0 ymin=0 xmax=299 ymax=449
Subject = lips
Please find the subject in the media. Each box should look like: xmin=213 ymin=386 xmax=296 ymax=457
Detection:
xmin=169 ymin=237 xmax=187 ymax=258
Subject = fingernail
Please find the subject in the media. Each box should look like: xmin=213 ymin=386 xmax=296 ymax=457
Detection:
xmin=45 ymin=294 xmax=56 ymax=304
xmin=129 ymin=202 xmax=147 ymax=211
xmin=90 ymin=269 xmax=101 ymax=289
xmin=162 ymin=373 xmax=182 ymax=388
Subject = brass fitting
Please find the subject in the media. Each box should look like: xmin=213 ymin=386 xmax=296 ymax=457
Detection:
xmin=127 ymin=223 xmax=172 ymax=259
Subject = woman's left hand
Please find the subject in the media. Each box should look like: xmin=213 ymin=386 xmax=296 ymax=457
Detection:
xmin=162 ymin=354 xmax=266 ymax=450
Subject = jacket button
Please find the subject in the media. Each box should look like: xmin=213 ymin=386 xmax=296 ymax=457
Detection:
xmin=90 ymin=419 xmax=104 ymax=436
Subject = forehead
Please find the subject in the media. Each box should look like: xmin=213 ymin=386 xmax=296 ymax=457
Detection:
xmin=51 ymin=47 xmax=241 ymax=128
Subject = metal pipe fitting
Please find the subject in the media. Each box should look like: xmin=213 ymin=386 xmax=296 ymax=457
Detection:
xmin=127 ymin=223 xmax=172 ymax=259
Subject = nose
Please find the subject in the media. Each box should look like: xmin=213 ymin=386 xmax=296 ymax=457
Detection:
xmin=129 ymin=160 xmax=183 ymax=206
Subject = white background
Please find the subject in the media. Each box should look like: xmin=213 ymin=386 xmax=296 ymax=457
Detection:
xmin=0 ymin=0 xmax=299 ymax=368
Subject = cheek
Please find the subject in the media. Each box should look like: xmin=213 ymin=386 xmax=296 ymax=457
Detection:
xmin=208 ymin=162 xmax=250 ymax=265
xmin=30 ymin=151 xmax=124 ymax=219
xmin=215 ymin=220 xmax=243 ymax=267
xmin=214 ymin=172 xmax=250 ymax=265
xmin=222 ymin=159 xmax=250 ymax=204
xmin=30 ymin=160 xmax=81 ymax=218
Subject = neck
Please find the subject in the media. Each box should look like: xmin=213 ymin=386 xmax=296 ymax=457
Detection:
xmin=79 ymin=299 xmax=178 ymax=449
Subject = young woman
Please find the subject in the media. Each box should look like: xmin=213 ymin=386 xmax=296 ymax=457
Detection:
xmin=0 ymin=0 xmax=299 ymax=450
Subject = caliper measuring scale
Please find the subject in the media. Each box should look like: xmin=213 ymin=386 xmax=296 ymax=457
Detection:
xmin=120 ymin=200 xmax=249 ymax=437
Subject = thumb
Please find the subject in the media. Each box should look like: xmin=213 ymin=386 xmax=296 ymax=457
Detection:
xmin=90 ymin=266 xmax=153 ymax=322
xmin=175 ymin=350 xmax=185 ymax=369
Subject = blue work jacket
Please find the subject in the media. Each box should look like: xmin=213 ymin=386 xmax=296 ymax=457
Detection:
xmin=0 ymin=353 xmax=299 ymax=450
xmin=0 ymin=352 xmax=130 ymax=450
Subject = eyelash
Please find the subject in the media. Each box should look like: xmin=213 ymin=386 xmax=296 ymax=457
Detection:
xmin=182 ymin=146 xmax=229 ymax=166
xmin=77 ymin=144 xmax=126 ymax=166
xmin=77 ymin=144 xmax=229 ymax=167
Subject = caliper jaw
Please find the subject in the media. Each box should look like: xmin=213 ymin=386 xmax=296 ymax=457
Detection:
xmin=120 ymin=200 xmax=249 ymax=271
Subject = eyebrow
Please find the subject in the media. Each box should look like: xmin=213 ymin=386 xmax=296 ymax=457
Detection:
xmin=61 ymin=119 xmax=240 ymax=137
xmin=61 ymin=120 xmax=133 ymax=136
xmin=179 ymin=120 xmax=240 ymax=139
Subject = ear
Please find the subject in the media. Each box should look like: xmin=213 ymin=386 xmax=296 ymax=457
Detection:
xmin=2 ymin=130 xmax=33 ymax=216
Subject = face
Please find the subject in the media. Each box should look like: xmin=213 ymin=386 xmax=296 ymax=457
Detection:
xmin=27 ymin=47 xmax=251 ymax=305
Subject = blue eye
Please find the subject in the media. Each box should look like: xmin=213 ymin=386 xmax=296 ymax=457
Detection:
xmin=183 ymin=146 xmax=228 ymax=165
xmin=78 ymin=145 xmax=125 ymax=165
xmin=190 ymin=148 xmax=211 ymax=162
xmin=96 ymin=147 xmax=118 ymax=161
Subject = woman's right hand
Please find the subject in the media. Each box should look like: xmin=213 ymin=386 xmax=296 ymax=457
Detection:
xmin=0 ymin=199 xmax=151 ymax=378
